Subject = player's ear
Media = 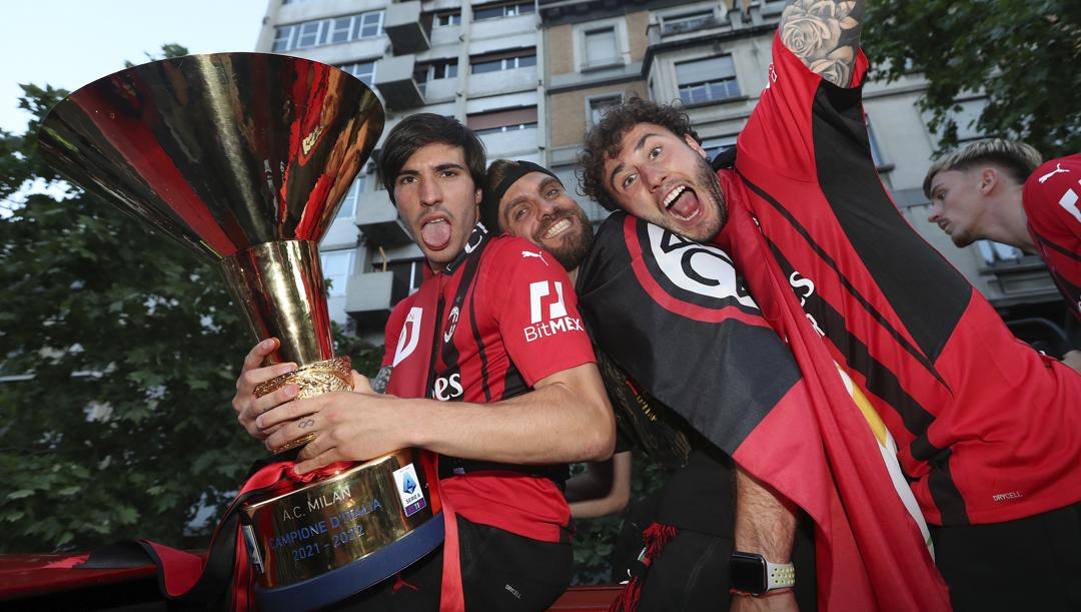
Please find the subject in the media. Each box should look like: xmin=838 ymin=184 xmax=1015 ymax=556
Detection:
xmin=978 ymin=167 xmax=998 ymax=195
xmin=474 ymin=188 xmax=482 ymax=206
xmin=684 ymin=133 xmax=708 ymax=159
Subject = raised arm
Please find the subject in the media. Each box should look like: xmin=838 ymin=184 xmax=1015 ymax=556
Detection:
xmin=778 ymin=0 xmax=865 ymax=87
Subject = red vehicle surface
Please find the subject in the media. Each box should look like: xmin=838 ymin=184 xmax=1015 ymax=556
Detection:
xmin=0 ymin=553 xmax=621 ymax=610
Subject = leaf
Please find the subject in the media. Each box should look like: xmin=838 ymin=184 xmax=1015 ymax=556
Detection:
xmin=7 ymin=490 xmax=34 ymax=500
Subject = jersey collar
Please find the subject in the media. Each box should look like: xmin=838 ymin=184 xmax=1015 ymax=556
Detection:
xmin=440 ymin=222 xmax=490 ymax=275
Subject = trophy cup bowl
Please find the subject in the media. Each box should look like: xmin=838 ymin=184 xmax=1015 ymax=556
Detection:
xmin=38 ymin=52 xmax=443 ymax=611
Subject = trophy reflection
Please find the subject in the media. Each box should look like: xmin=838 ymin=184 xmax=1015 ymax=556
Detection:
xmin=38 ymin=52 xmax=443 ymax=611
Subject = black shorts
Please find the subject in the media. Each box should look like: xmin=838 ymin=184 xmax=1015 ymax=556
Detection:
xmin=331 ymin=515 xmax=572 ymax=611
xmin=930 ymin=501 xmax=1081 ymax=612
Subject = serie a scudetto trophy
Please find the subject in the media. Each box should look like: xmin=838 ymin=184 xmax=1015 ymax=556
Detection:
xmin=38 ymin=52 xmax=443 ymax=610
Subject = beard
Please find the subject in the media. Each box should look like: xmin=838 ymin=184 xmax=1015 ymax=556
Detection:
xmin=692 ymin=154 xmax=727 ymax=240
xmin=533 ymin=206 xmax=594 ymax=271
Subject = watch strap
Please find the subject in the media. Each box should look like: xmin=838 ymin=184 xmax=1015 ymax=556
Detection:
xmin=765 ymin=560 xmax=796 ymax=591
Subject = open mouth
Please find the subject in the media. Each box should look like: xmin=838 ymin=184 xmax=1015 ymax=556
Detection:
xmin=662 ymin=184 xmax=702 ymax=222
xmin=420 ymin=216 xmax=452 ymax=250
xmin=543 ymin=217 xmax=572 ymax=240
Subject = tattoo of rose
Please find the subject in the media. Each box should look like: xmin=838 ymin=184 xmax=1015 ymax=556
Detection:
xmin=781 ymin=1 xmax=860 ymax=61
xmin=809 ymin=47 xmax=855 ymax=85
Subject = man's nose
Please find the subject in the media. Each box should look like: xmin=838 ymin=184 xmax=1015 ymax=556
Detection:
xmin=640 ymin=164 xmax=667 ymax=192
xmin=418 ymin=176 xmax=441 ymax=206
xmin=537 ymin=199 xmax=561 ymax=220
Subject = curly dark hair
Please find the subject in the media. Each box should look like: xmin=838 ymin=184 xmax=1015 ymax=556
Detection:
xmin=577 ymin=97 xmax=699 ymax=211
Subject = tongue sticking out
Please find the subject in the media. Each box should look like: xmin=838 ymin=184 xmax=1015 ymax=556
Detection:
xmin=669 ymin=189 xmax=701 ymax=220
xmin=421 ymin=220 xmax=452 ymax=250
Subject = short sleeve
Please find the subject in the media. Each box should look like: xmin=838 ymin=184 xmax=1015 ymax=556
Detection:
xmin=736 ymin=32 xmax=870 ymax=181
xmin=483 ymin=238 xmax=596 ymax=386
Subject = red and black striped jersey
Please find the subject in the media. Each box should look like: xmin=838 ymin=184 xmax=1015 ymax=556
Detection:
xmin=1023 ymin=154 xmax=1081 ymax=322
xmin=719 ymin=34 xmax=1081 ymax=526
xmin=382 ymin=230 xmax=596 ymax=542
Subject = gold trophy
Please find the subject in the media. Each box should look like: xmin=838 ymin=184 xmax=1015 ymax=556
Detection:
xmin=38 ymin=53 xmax=443 ymax=611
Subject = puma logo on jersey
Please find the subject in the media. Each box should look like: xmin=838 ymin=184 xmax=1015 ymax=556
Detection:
xmin=521 ymin=250 xmax=548 ymax=266
xmin=1038 ymin=163 xmax=1070 ymax=184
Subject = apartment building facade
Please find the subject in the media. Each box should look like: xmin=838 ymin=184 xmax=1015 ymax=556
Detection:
xmin=256 ymin=0 xmax=1068 ymax=346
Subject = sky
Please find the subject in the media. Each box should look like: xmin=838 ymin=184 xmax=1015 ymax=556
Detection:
xmin=0 ymin=0 xmax=269 ymax=134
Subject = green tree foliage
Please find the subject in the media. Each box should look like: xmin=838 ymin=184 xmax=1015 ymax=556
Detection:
xmin=0 ymin=45 xmax=380 ymax=553
xmin=864 ymin=0 xmax=1081 ymax=157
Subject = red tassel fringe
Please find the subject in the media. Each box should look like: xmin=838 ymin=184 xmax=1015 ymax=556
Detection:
xmin=609 ymin=522 xmax=678 ymax=612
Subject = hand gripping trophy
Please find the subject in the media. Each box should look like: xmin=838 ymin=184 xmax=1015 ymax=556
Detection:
xmin=38 ymin=53 xmax=443 ymax=611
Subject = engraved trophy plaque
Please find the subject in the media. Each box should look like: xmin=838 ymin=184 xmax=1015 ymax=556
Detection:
xmin=38 ymin=52 xmax=443 ymax=611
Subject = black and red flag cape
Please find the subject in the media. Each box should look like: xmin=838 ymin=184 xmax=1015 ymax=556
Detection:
xmin=575 ymin=211 xmax=950 ymax=611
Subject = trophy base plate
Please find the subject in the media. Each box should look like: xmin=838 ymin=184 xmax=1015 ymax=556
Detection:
xmin=241 ymin=449 xmax=442 ymax=595
xmin=254 ymin=512 xmax=444 ymax=612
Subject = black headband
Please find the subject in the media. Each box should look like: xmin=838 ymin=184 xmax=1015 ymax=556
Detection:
xmin=480 ymin=160 xmax=561 ymax=232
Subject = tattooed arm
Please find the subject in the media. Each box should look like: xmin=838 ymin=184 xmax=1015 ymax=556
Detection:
xmin=779 ymin=0 xmax=864 ymax=87
xmin=370 ymin=366 xmax=392 ymax=394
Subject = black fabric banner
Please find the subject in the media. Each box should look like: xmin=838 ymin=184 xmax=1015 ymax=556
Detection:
xmin=575 ymin=212 xmax=801 ymax=457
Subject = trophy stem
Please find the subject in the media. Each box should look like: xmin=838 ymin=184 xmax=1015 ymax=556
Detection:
xmin=220 ymin=240 xmax=336 ymax=366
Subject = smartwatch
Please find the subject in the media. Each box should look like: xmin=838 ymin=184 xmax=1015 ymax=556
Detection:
xmin=729 ymin=551 xmax=795 ymax=595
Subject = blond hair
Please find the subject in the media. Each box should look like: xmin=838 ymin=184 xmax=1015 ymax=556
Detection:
xmin=923 ymin=139 xmax=1043 ymax=198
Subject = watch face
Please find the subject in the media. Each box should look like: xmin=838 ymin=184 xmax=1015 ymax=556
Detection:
xmin=729 ymin=552 xmax=767 ymax=594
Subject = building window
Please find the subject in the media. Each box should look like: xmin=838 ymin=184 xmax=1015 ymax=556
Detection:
xmin=473 ymin=1 xmax=535 ymax=21
xmin=321 ymin=250 xmax=354 ymax=297
xmin=356 ymin=11 xmax=383 ymax=38
xmin=272 ymin=11 xmax=384 ymax=52
xmin=296 ymin=21 xmax=323 ymax=47
xmin=470 ymin=49 xmax=536 ymax=74
xmin=662 ymin=11 xmax=715 ymax=35
xmin=467 ymin=107 xmax=538 ymax=136
xmin=587 ymin=94 xmax=623 ymax=128
xmin=583 ymin=27 xmax=619 ymax=68
xmin=701 ymin=135 xmax=738 ymax=161
xmin=414 ymin=60 xmax=457 ymax=96
xmin=337 ymin=175 xmax=366 ymax=220
xmin=676 ymin=55 xmax=741 ymax=105
xmin=374 ymin=258 xmax=425 ymax=305
xmin=328 ymin=17 xmax=353 ymax=44
xmin=272 ymin=28 xmax=294 ymax=52
xmin=435 ymin=11 xmax=461 ymax=27
xmin=414 ymin=59 xmax=458 ymax=83
xmin=340 ymin=61 xmax=376 ymax=87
